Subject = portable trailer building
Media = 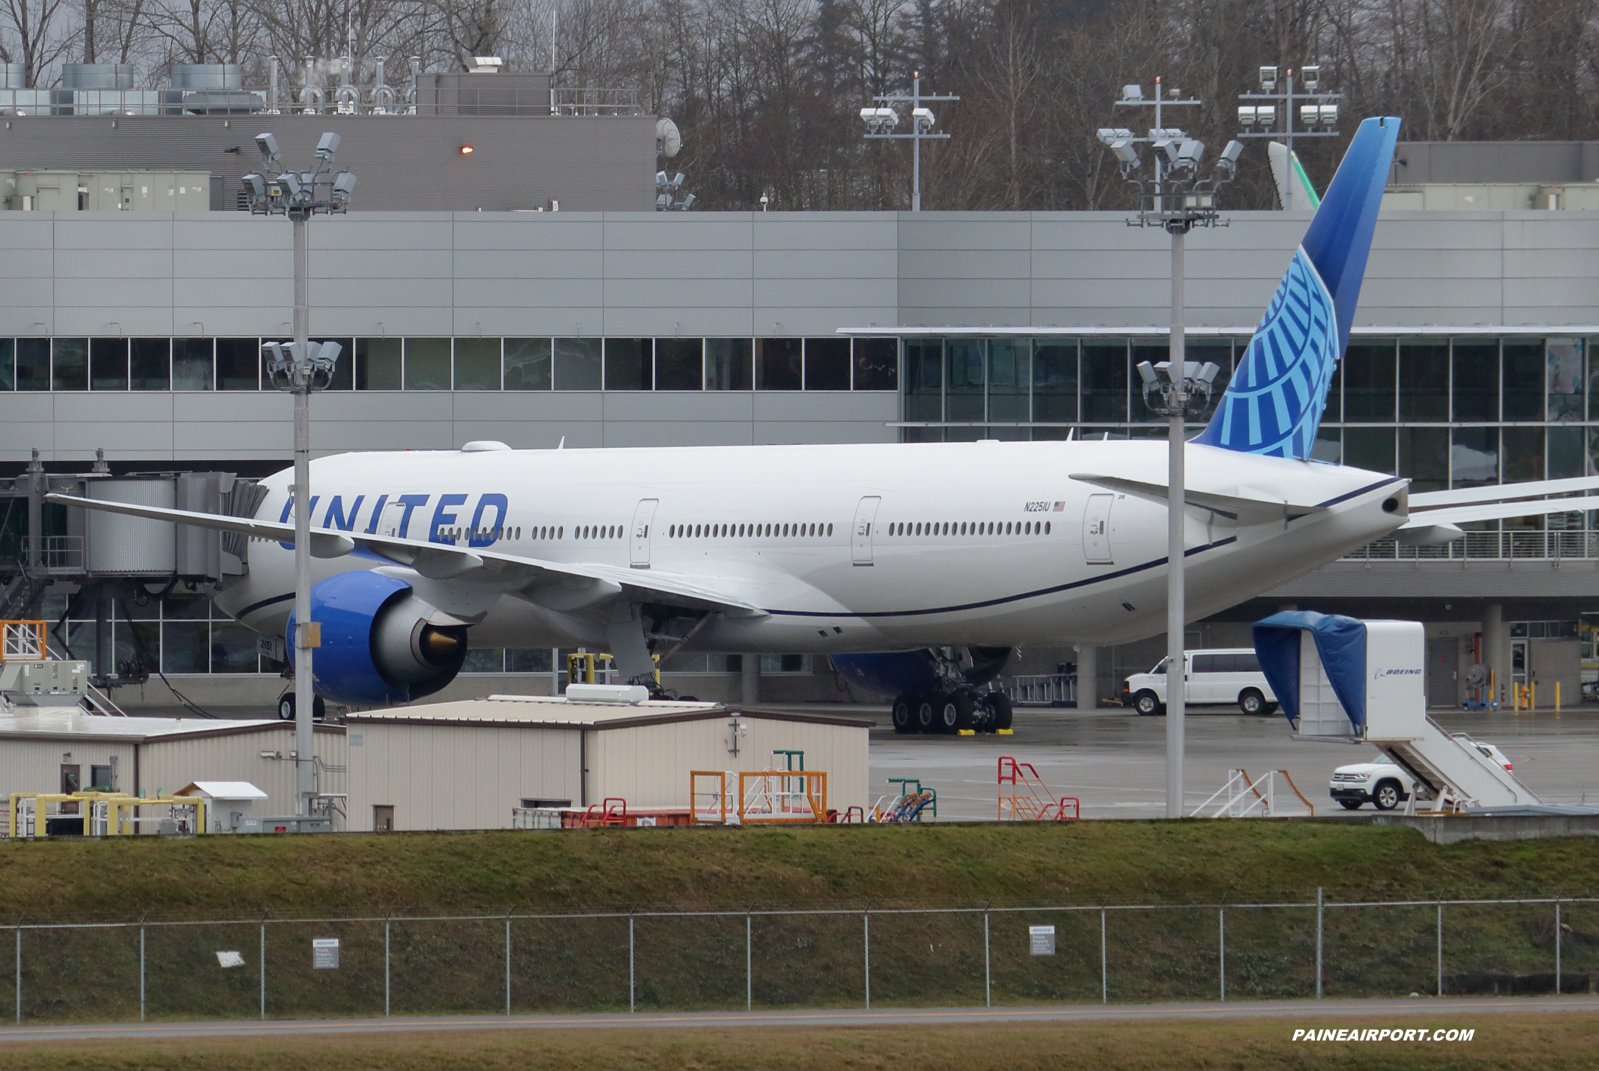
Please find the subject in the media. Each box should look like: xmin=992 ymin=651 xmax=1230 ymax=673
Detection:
xmin=345 ymin=694 xmax=871 ymax=832
xmin=0 ymin=712 xmax=347 ymax=829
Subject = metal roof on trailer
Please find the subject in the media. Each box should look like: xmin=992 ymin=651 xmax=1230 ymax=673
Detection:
xmin=0 ymin=713 xmax=343 ymax=743
xmin=345 ymin=694 xmax=874 ymax=730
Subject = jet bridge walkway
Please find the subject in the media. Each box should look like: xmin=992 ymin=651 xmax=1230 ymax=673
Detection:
xmin=1252 ymin=612 xmax=1541 ymax=813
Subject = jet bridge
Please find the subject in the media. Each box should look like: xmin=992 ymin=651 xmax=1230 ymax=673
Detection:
xmin=1252 ymin=612 xmax=1541 ymax=813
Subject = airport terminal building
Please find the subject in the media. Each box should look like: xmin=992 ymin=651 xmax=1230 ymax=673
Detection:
xmin=0 ymin=200 xmax=1595 ymax=710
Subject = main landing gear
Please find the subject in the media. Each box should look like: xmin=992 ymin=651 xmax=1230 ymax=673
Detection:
xmin=277 ymin=692 xmax=326 ymax=721
xmin=891 ymin=689 xmax=1013 ymax=735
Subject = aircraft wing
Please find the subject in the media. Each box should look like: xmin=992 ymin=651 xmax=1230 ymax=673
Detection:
xmin=43 ymin=493 xmax=764 ymax=616
xmin=1068 ymin=473 xmax=1326 ymax=522
xmin=1408 ymin=475 xmax=1599 ymax=509
xmin=1402 ymin=494 xmax=1599 ymax=529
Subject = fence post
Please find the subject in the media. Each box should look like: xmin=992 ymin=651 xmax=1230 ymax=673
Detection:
xmin=984 ymin=912 xmax=991 ymax=1009
xmin=746 ymin=916 xmax=752 ymax=1011
xmin=13 ymin=926 xmax=19 ymax=1023
xmin=1436 ymin=902 xmax=1443 ymax=997
xmin=504 ymin=916 xmax=511 ymax=1016
xmin=1555 ymin=901 xmax=1562 ymax=995
xmin=1218 ymin=909 xmax=1225 ymax=1002
xmin=862 ymin=913 xmax=870 ymax=1010
xmin=628 ymin=916 xmax=635 ymax=1013
xmin=1315 ymin=887 xmax=1323 ymax=1000
xmin=259 ymin=923 xmax=265 ymax=1020
xmin=1100 ymin=909 xmax=1107 ymax=1004
xmin=384 ymin=921 xmax=391 ymax=1017
xmin=140 ymin=927 xmax=146 ymax=1023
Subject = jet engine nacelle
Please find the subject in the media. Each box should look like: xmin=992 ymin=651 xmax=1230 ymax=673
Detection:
xmin=287 ymin=571 xmax=468 ymax=706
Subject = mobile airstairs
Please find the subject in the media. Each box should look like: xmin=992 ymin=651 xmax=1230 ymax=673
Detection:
xmin=1252 ymin=613 xmax=1540 ymax=814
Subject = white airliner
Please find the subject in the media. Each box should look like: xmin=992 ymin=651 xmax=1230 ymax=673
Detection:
xmin=49 ymin=116 xmax=1599 ymax=733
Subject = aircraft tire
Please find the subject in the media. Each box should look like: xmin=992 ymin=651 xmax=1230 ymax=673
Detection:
xmin=987 ymin=692 xmax=1014 ymax=732
xmin=951 ymin=690 xmax=976 ymax=732
xmin=277 ymin=694 xmax=294 ymax=721
xmin=890 ymin=694 xmax=917 ymax=734
xmin=914 ymin=694 xmax=939 ymax=733
xmin=931 ymin=691 xmax=961 ymax=734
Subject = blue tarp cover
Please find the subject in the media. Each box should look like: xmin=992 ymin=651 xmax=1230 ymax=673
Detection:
xmin=1251 ymin=611 xmax=1368 ymax=729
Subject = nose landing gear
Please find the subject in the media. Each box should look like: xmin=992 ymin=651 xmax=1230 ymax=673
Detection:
xmin=891 ymin=688 xmax=1012 ymax=734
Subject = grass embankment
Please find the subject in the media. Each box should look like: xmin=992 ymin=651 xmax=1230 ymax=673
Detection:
xmin=3 ymin=825 xmax=1595 ymax=1023
xmin=3 ymin=1018 xmax=1597 ymax=1071
xmin=0 ymin=821 xmax=1595 ymax=922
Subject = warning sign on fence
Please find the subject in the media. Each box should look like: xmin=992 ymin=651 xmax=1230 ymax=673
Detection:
xmin=312 ymin=938 xmax=340 ymax=969
xmin=1029 ymin=925 xmax=1056 ymax=956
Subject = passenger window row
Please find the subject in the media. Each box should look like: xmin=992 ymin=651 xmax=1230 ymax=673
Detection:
xmin=669 ymin=522 xmax=834 ymax=539
xmin=576 ymin=525 xmax=621 ymax=540
xmin=888 ymin=520 xmax=1052 ymax=537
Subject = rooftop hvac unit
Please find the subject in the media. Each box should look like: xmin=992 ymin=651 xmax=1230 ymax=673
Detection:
xmin=62 ymin=63 xmax=134 ymax=90
xmin=0 ymin=63 xmax=23 ymax=89
xmin=170 ymin=63 xmax=242 ymax=90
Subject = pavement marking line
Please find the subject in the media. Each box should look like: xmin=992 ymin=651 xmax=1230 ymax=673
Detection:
xmin=3 ymin=997 xmax=1597 ymax=1042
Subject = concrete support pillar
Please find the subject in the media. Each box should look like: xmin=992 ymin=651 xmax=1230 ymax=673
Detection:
xmin=1075 ymin=645 xmax=1097 ymax=710
xmin=740 ymin=653 xmax=760 ymax=705
xmin=1482 ymin=603 xmax=1505 ymax=707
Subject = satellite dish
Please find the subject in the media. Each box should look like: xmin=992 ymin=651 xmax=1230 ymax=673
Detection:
xmin=656 ymin=117 xmax=682 ymax=158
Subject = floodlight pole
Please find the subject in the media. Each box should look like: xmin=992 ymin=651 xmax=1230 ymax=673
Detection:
xmin=291 ymin=207 xmax=314 ymax=816
xmin=861 ymin=71 xmax=958 ymax=211
xmin=245 ymin=133 xmax=355 ymax=818
xmin=1165 ymin=224 xmax=1186 ymax=819
xmin=1102 ymin=82 xmax=1239 ymax=818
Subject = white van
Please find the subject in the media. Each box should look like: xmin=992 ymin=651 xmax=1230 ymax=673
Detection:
xmin=1122 ymin=649 xmax=1279 ymax=716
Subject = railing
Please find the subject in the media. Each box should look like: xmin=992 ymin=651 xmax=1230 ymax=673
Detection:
xmin=1005 ymin=673 xmax=1076 ymax=706
xmin=551 ymin=87 xmax=642 ymax=116
xmin=0 ymin=895 xmax=1591 ymax=1022
xmin=1348 ymin=528 xmax=1599 ymax=561
xmin=18 ymin=536 xmax=82 ymax=571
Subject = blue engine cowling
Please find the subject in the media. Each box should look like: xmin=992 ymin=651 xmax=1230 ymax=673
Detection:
xmin=830 ymin=652 xmax=942 ymax=697
xmin=287 ymin=571 xmax=468 ymax=706
xmin=832 ymin=647 xmax=1015 ymax=697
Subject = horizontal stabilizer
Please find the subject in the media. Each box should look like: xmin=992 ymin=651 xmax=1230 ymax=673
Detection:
xmin=1069 ymin=473 xmax=1324 ymax=521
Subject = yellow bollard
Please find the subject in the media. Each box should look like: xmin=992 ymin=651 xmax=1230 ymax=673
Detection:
xmin=1531 ymin=680 xmax=1536 ymax=710
xmin=1556 ymin=681 xmax=1561 ymax=712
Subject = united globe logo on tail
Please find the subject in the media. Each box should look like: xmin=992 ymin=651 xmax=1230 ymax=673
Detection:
xmin=1195 ymin=115 xmax=1401 ymax=460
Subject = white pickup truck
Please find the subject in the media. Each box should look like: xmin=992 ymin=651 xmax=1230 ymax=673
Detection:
xmin=1122 ymin=649 xmax=1279 ymax=716
xmin=1330 ymin=739 xmax=1513 ymax=810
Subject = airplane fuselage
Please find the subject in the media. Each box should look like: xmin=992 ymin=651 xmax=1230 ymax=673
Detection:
xmin=214 ymin=439 xmax=1408 ymax=655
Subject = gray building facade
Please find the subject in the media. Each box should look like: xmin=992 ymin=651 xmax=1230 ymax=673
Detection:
xmin=0 ymin=206 xmax=1595 ymax=708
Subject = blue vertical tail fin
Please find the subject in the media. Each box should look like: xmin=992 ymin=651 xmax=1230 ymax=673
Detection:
xmin=1194 ymin=116 xmax=1400 ymax=459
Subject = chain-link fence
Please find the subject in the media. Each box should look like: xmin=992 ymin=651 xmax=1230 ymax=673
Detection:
xmin=3 ymin=896 xmax=1594 ymax=1024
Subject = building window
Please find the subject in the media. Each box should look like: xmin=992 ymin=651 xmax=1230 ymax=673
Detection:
xmin=755 ymin=338 xmax=802 ymax=390
xmin=803 ymin=337 xmax=850 ymax=390
xmin=52 ymin=338 xmax=88 ymax=391
xmin=705 ymin=338 xmax=751 ymax=389
xmin=215 ymin=338 xmax=259 ymax=390
xmin=604 ymin=338 xmax=652 ymax=390
xmin=852 ymin=338 xmax=897 ymax=391
xmin=356 ymin=338 xmax=402 ymax=390
xmin=90 ymin=338 xmax=129 ymax=390
xmin=1032 ymin=341 xmax=1077 ymax=423
xmin=1502 ymin=341 xmax=1545 ymax=421
xmin=1080 ymin=341 xmax=1127 ymax=423
xmin=655 ymin=338 xmax=702 ymax=390
xmin=454 ymin=337 xmax=502 ymax=390
xmin=503 ymin=338 xmax=552 ymax=390
xmin=1343 ymin=340 xmax=1396 ymax=422
xmin=1452 ymin=340 xmax=1498 ymax=422
xmin=172 ymin=338 xmax=213 ymax=391
xmin=554 ymin=338 xmax=602 ymax=390
xmin=16 ymin=338 xmax=49 ymax=391
xmin=0 ymin=338 xmax=13 ymax=390
xmin=131 ymin=339 xmax=170 ymax=390
xmin=1399 ymin=342 xmax=1449 ymax=422
xmin=1452 ymin=426 xmax=1499 ymax=487
xmin=1548 ymin=338 xmax=1584 ymax=421
xmin=404 ymin=338 xmax=451 ymax=390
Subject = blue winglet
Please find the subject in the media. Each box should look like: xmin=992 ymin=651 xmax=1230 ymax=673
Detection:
xmin=1194 ymin=116 xmax=1400 ymax=459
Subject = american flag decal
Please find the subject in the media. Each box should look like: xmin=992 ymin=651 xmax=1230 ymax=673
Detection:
xmin=1052 ymin=501 xmax=1065 ymax=511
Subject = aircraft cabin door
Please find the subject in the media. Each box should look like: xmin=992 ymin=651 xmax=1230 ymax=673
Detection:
xmin=852 ymin=496 xmax=881 ymax=566
xmin=1084 ymin=494 xmax=1114 ymax=564
xmin=630 ymin=499 xmax=659 ymax=568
